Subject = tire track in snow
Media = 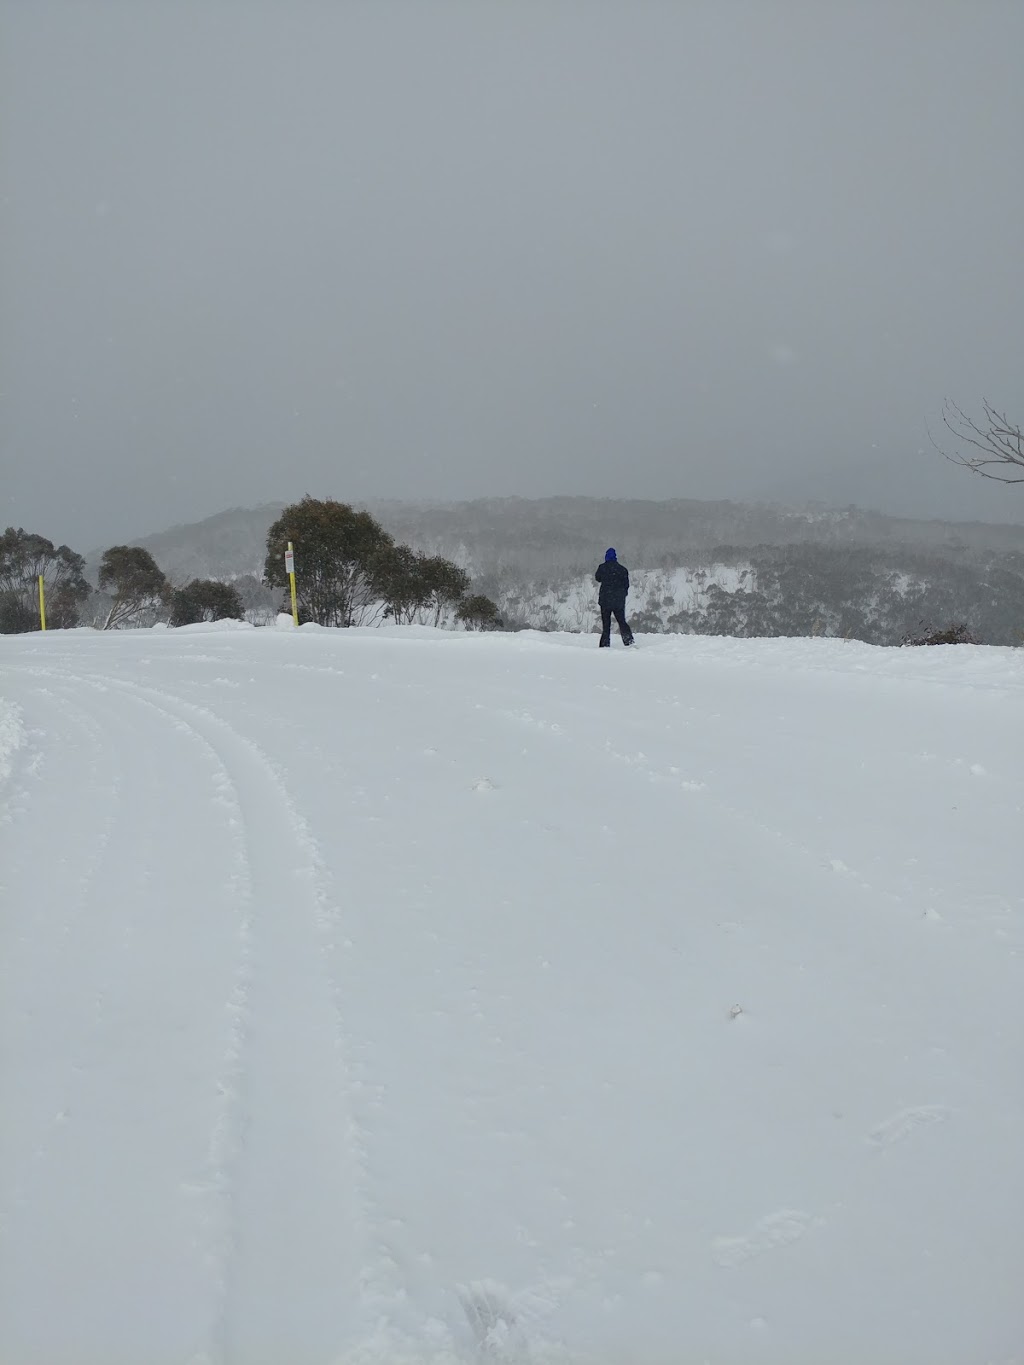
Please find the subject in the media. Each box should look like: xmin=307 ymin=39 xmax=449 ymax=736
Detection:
xmin=0 ymin=682 xmax=125 ymax=1231
xmin=71 ymin=678 xmax=253 ymax=1365
xmin=2 ymin=667 xmax=254 ymax=1365
xmin=238 ymin=669 xmax=614 ymax=1357
xmin=59 ymin=667 xmax=404 ymax=1359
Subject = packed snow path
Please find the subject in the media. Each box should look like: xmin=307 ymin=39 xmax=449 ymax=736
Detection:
xmin=1 ymin=624 xmax=1022 ymax=1364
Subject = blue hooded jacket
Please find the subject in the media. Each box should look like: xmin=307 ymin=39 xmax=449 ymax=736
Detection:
xmin=595 ymin=550 xmax=629 ymax=606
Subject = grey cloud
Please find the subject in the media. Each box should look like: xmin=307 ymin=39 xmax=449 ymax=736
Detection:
xmin=2 ymin=0 xmax=1022 ymax=547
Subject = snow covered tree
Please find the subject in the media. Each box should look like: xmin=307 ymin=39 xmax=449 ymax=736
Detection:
xmin=264 ymin=497 xmax=394 ymax=627
xmin=170 ymin=579 xmax=244 ymax=627
xmin=0 ymin=527 xmax=90 ymax=632
xmin=98 ymin=546 xmax=170 ymax=630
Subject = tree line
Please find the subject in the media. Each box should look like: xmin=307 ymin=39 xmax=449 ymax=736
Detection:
xmin=6 ymin=401 xmax=1020 ymax=642
xmin=0 ymin=498 xmax=501 ymax=634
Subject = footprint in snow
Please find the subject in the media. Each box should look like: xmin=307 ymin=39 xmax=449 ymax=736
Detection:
xmin=866 ymin=1104 xmax=950 ymax=1148
xmin=457 ymin=1281 xmax=531 ymax=1362
xmin=712 ymin=1209 xmax=821 ymax=1268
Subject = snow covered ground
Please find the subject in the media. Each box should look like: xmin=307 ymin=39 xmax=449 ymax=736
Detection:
xmin=1 ymin=623 xmax=1022 ymax=1365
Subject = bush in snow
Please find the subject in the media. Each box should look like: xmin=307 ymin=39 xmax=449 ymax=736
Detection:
xmin=170 ymin=579 xmax=244 ymax=627
xmin=456 ymin=594 xmax=503 ymax=631
xmin=901 ymin=620 xmax=979 ymax=646
xmin=0 ymin=593 xmax=38 ymax=633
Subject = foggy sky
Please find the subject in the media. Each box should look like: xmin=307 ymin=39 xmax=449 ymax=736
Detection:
xmin=3 ymin=0 xmax=1023 ymax=549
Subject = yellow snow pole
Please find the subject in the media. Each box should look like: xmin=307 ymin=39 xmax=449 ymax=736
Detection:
xmin=38 ymin=575 xmax=47 ymax=631
xmin=285 ymin=542 xmax=298 ymax=626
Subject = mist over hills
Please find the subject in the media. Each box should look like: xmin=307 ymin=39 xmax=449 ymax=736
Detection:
xmin=106 ymin=495 xmax=1024 ymax=646
xmin=120 ymin=496 xmax=1024 ymax=577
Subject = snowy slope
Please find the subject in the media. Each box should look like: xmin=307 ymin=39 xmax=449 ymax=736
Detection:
xmin=1 ymin=625 xmax=1022 ymax=1365
xmin=523 ymin=565 xmax=757 ymax=632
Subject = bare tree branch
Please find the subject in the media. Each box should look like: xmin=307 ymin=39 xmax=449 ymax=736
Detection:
xmin=929 ymin=399 xmax=1024 ymax=483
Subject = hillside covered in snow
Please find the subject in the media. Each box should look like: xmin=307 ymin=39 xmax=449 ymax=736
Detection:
xmin=114 ymin=497 xmax=1024 ymax=646
xmin=1 ymin=623 xmax=1021 ymax=1363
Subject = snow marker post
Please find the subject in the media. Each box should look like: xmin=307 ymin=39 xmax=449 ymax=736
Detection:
xmin=285 ymin=542 xmax=298 ymax=627
xmin=38 ymin=576 xmax=46 ymax=631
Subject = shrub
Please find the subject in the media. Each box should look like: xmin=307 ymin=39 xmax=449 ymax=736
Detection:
xmin=170 ymin=579 xmax=244 ymax=627
xmin=901 ymin=621 xmax=978 ymax=646
xmin=0 ymin=593 xmax=38 ymax=634
xmin=456 ymin=594 xmax=503 ymax=631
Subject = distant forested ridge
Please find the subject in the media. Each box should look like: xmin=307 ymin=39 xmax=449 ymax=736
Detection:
xmin=113 ymin=496 xmax=1024 ymax=645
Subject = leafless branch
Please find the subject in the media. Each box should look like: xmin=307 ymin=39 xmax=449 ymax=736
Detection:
xmin=929 ymin=398 xmax=1024 ymax=484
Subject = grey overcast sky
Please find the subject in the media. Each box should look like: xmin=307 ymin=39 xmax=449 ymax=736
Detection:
xmin=2 ymin=0 xmax=1022 ymax=547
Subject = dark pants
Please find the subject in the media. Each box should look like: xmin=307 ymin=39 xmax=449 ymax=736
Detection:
xmin=599 ymin=602 xmax=633 ymax=646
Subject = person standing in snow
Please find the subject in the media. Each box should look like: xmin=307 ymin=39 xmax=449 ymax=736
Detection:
xmin=595 ymin=548 xmax=634 ymax=647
